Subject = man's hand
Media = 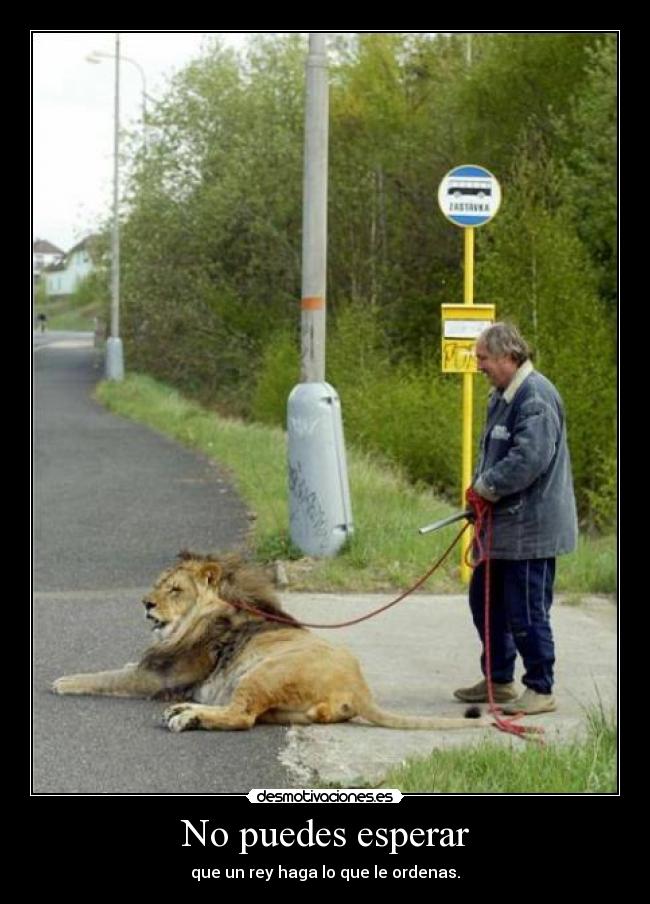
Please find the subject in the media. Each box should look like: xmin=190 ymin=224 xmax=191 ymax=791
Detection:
xmin=472 ymin=476 xmax=500 ymax=502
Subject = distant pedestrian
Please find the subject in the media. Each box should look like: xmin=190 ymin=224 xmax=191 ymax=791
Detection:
xmin=37 ymin=312 xmax=48 ymax=333
xmin=454 ymin=322 xmax=578 ymax=715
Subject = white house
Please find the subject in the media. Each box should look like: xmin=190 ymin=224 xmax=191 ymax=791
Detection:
xmin=33 ymin=238 xmax=64 ymax=288
xmin=42 ymin=236 xmax=97 ymax=299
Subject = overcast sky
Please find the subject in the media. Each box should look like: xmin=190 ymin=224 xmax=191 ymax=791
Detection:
xmin=32 ymin=31 xmax=252 ymax=252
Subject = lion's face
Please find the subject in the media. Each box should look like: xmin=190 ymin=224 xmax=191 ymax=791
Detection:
xmin=142 ymin=560 xmax=221 ymax=641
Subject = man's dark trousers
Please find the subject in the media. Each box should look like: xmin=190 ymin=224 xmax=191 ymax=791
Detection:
xmin=469 ymin=558 xmax=556 ymax=694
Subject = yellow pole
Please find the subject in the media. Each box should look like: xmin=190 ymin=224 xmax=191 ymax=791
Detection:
xmin=460 ymin=227 xmax=475 ymax=583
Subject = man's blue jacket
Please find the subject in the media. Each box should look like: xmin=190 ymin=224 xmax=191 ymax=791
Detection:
xmin=473 ymin=361 xmax=578 ymax=560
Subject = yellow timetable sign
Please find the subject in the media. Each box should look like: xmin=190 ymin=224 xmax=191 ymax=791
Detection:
xmin=441 ymin=304 xmax=495 ymax=373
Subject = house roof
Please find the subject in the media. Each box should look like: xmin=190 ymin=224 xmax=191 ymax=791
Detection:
xmin=33 ymin=239 xmax=64 ymax=255
xmin=66 ymin=235 xmax=101 ymax=257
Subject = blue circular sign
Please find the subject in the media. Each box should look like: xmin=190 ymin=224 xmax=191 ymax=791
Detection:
xmin=438 ymin=164 xmax=501 ymax=228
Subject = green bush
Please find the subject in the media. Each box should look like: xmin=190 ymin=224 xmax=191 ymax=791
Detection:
xmin=68 ymin=271 xmax=110 ymax=311
xmin=477 ymin=157 xmax=616 ymax=525
xmin=251 ymin=304 xmax=491 ymax=502
xmin=583 ymin=450 xmax=617 ymax=534
xmin=250 ymin=327 xmax=298 ymax=426
xmin=34 ymin=281 xmax=47 ymax=312
xmin=112 ymin=34 xmax=615 ymax=532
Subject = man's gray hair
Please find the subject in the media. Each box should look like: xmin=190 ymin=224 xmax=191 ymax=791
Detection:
xmin=477 ymin=322 xmax=530 ymax=365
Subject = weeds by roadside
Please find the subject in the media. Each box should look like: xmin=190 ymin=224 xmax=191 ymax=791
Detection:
xmin=96 ymin=373 xmax=616 ymax=595
xmin=381 ymin=703 xmax=617 ymax=793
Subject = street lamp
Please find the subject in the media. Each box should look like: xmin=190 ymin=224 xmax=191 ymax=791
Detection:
xmin=86 ymin=48 xmax=148 ymax=151
xmin=89 ymin=33 xmax=124 ymax=380
xmin=87 ymin=41 xmax=151 ymax=381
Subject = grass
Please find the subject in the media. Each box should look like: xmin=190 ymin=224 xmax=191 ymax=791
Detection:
xmin=36 ymin=298 xmax=102 ymax=332
xmin=96 ymin=373 xmax=617 ymax=794
xmin=95 ymin=372 xmax=617 ymax=594
xmin=555 ymin=532 xmax=617 ymax=594
xmin=381 ymin=703 xmax=617 ymax=793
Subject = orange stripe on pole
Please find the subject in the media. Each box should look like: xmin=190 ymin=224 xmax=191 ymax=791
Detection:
xmin=301 ymin=296 xmax=325 ymax=310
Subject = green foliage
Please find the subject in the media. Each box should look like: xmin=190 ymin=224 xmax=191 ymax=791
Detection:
xmin=254 ymin=530 xmax=305 ymax=563
xmin=383 ymin=704 xmax=616 ymax=792
xmin=110 ymin=32 xmax=616 ymax=530
xmin=476 ymin=148 xmax=616 ymax=526
xmin=250 ymin=327 xmax=299 ymax=426
xmin=326 ymin=305 xmax=461 ymax=495
xmin=35 ymin=281 xmax=47 ymax=310
xmin=37 ymin=266 xmax=110 ymax=331
xmin=68 ymin=270 xmax=110 ymax=312
xmin=554 ymin=35 xmax=618 ymax=307
xmin=453 ymin=33 xmax=603 ymax=175
xmin=118 ymin=37 xmax=305 ymax=414
xmin=252 ymin=303 xmax=488 ymax=501
xmin=556 ymin=531 xmax=617 ymax=594
xmin=97 ymin=371 xmax=616 ymax=595
xmin=583 ymin=451 xmax=617 ymax=535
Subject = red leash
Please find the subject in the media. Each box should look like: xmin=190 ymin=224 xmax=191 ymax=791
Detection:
xmin=466 ymin=487 xmax=544 ymax=743
xmin=229 ymin=523 xmax=470 ymax=629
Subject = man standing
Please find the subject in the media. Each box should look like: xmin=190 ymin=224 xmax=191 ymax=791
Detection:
xmin=454 ymin=322 xmax=578 ymax=715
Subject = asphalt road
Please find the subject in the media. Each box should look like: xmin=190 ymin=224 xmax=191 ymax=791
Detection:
xmin=33 ymin=332 xmax=293 ymax=793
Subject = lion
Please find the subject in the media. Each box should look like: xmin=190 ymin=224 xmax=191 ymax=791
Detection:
xmin=53 ymin=552 xmax=491 ymax=733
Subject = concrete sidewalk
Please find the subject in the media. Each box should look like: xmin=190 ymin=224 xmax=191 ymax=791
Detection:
xmin=276 ymin=591 xmax=617 ymax=786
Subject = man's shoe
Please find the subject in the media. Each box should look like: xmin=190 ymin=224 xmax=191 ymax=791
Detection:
xmin=453 ymin=679 xmax=518 ymax=703
xmin=501 ymin=688 xmax=556 ymax=715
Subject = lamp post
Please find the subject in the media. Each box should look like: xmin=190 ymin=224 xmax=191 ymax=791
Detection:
xmin=86 ymin=48 xmax=148 ymax=152
xmin=91 ymin=33 xmax=124 ymax=380
xmin=87 ymin=41 xmax=151 ymax=380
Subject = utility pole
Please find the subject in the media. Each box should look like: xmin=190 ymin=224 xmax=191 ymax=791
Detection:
xmin=287 ymin=33 xmax=353 ymax=557
xmin=300 ymin=33 xmax=328 ymax=382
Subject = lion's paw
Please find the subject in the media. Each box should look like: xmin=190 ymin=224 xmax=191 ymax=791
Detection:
xmin=163 ymin=703 xmax=203 ymax=732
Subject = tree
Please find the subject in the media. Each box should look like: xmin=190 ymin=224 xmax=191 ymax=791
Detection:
xmin=112 ymin=32 xmax=617 ymax=522
xmin=554 ymin=35 xmax=617 ymax=307
xmin=119 ymin=37 xmax=306 ymax=410
xmin=476 ymin=151 xmax=615 ymax=523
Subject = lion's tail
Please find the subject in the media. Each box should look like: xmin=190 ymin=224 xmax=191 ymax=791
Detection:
xmin=356 ymin=700 xmax=491 ymax=730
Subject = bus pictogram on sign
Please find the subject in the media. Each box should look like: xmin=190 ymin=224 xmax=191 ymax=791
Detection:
xmin=438 ymin=165 xmax=501 ymax=227
xmin=447 ymin=178 xmax=492 ymax=198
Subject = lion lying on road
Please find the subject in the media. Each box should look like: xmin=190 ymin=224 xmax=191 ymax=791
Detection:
xmin=53 ymin=552 xmax=490 ymax=733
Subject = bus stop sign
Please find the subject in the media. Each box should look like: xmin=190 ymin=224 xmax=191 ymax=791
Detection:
xmin=438 ymin=164 xmax=501 ymax=227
